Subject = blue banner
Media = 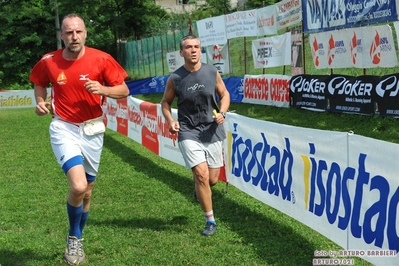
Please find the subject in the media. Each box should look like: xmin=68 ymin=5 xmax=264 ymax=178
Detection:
xmin=302 ymin=0 xmax=398 ymax=33
xmin=126 ymin=76 xmax=169 ymax=95
xmin=127 ymin=75 xmax=244 ymax=103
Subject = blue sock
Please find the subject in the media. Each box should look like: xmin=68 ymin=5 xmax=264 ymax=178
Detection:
xmin=80 ymin=211 xmax=89 ymax=235
xmin=67 ymin=202 xmax=83 ymax=239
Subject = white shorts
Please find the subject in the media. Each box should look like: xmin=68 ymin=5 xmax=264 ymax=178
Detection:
xmin=178 ymin=139 xmax=223 ymax=170
xmin=49 ymin=119 xmax=104 ymax=179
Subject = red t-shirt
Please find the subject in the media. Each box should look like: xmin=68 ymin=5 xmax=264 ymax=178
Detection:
xmin=30 ymin=47 xmax=128 ymax=123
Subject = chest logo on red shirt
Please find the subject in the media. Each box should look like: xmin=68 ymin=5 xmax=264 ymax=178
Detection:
xmin=57 ymin=72 xmax=67 ymax=85
xmin=79 ymin=74 xmax=89 ymax=80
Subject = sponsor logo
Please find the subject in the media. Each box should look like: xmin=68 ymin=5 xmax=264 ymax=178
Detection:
xmin=57 ymin=72 xmax=67 ymax=85
xmin=79 ymin=74 xmax=89 ymax=80
xmin=228 ymin=123 xmax=293 ymax=202
xmin=370 ymin=31 xmax=381 ymax=64
xmin=301 ymin=143 xmax=399 ymax=253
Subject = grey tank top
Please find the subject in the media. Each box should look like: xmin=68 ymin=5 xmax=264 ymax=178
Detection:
xmin=171 ymin=64 xmax=226 ymax=142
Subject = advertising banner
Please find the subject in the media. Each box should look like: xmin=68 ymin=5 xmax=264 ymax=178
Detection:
xmin=373 ymin=73 xmax=399 ymax=116
xmin=206 ymin=43 xmax=230 ymax=75
xmin=256 ymin=5 xmax=278 ymax=36
xmin=290 ymin=74 xmax=399 ymax=116
xmin=196 ymin=15 xmax=227 ymax=47
xmin=252 ymin=32 xmax=292 ymax=69
xmin=276 ymin=0 xmax=302 ymax=29
xmin=225 ymin=9 xmax=257 ymax=39
xmin=224 ymin=112 xmax=399 ymax=266
xmin=166 ymin=51 xmax=184 ymax=73
xmin=157 ymin=104 xmax=184 ymax=166
xmin=291 ymin=26 xmax=304 ymax=75
xmin=243 ymin=74 xmax=290 ymax=108
xmin=102 ymin=96 xmax=399 ymax=265
xmin=289 ymin=74 xmax=327 ymax=110
xmin=309 ymin=25 xmax=398 ymax=69
xmin=302 ymin=0 xmax=398 ymax=33
xmin=0 ymin=89 xmax=50 ymax=109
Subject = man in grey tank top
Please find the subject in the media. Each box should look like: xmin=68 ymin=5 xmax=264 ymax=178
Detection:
xmin=161 ymin=35 xmax=230 ymax=236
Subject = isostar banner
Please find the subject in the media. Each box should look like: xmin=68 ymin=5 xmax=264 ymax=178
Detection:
xmin=196 ymin=15 xmax=227 ymax=47
xmin=256 ymin=5 xmax=278 ymax=36
xmin=309 ymin=24 xmax=398 ymax=69
xmin=224 ymin=112 xmax=399 ymax=266
xmin=206 ymin=43 xmax=230 ymax=75
xmin=302 ymin=0 xmax=398 ymax=33
xmin=103 ymin=96 xmax=399 ymax=265
xmin=290 ymin=74 xmax=399 ymax=116
xmin=243 ymin=74 xmax=290 ymax=108
xmin=252 ymin=32 xmax=292 ymax=69
xmin=275 ymin=0 xmax=302 ymax=30
xmin=224 ymin=9 xmax=257 ymax=39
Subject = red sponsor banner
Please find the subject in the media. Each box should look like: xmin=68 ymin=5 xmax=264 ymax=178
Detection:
xmin=140 ymin=101 xmax=159 ymax=155
xmin=116 ymin=98 xmax=128 ymax=136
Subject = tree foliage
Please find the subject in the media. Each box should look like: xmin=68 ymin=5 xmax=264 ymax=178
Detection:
xmin=0 ymin=0 xmax=167 ymax=89
xmin=245 ymin=0 xmax=278 ymax=9
xmin=0 ymin=0 xmax=277 ymax=88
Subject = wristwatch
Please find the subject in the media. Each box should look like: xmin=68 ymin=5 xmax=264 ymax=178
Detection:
xmin=220 ymin=112 xmax=226 ymax=119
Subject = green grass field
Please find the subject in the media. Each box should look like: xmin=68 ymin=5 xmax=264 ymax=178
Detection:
xmin=2 ymin=103 xmax=396 ymax=265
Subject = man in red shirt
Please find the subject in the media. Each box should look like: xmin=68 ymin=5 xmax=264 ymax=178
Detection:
xmin=30 ymin=13 xmax=129 ymax=265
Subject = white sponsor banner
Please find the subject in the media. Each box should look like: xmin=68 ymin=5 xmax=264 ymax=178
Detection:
xmin=276 ymin=0 xmax=302 ymax=30
xmin=309 ymin=33 xmax=329 ymax=69
xmin=224 ymin=9 xmax=257 ymax=39
xmin=157 ymin=104 xmax=185 ymax=166
xmin=167 ymin=50 xmax=207 ymax=73
xmin=103 ymin=97 xmax=118 ymax=132
xmin=127 ymin=96 xmax=143 ymax=144
xmin=166 ymin=51 xmax=184 ymax=73
xmin=206 ymin=43 xmax=230 ymax=75
xmin=252 ymin=32 xmax=291 ymax=68
xmin=310 ymin=25 xmax=398 ymax=69
xmin=394 ymin=21 xmax=399 ymax=50
xmin=256 ymin=5 xmax=278 ymax=36
xmin=309 ymin=30 xmax=353 ymax=69
xmin=0 ymin=88 xmax=51 ymax=109
xmin=196 ymin=15 xmax=227 ymax=47
xmin=242 ymin=74 xmax=290 ymax=107
xmin=355 ymin=25 xmax=397 ymax=69
xmin=224 ymin=112 xmax=399 ymax=266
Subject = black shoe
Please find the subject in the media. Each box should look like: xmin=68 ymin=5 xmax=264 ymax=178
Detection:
xmin=202 ymin=222 xmax=217 ymax=236
xmin=193 ymin=190 xmax=200 ymax=203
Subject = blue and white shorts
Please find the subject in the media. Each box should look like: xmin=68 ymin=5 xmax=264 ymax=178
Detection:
xmin=49 ymin=118 xmax=104 ymax=180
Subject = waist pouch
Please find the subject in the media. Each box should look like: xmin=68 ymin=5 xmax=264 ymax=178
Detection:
xmin=82 ymin=116 xmax=105 ymax=136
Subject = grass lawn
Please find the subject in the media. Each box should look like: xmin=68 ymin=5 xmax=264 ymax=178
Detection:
xmin=1 ymin=104 xmax=393 ymax=265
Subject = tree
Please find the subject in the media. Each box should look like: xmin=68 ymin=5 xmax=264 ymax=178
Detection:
xmin=0 ymin=0 xmax=167 ymax=88
xmin=0 ymin=0 xmax=54 ymax=89
xmin=245 ymin=0 xmax=277 ymax=9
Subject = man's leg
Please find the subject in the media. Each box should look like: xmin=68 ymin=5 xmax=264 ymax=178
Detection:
xmin=64 ymin=164 xmax=87 ymax=265
xmin=193 ymin=162 xmax=218 ymax=236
